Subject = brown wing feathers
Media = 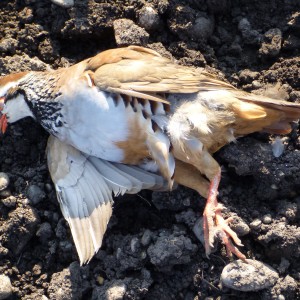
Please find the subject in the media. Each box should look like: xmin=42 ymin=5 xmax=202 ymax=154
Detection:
xmin=84 ymin=46 xmax=237 ymax=104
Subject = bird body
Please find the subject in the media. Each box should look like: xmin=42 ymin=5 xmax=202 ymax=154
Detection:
xmin=1 ymin=46 xmax=300 ymax=264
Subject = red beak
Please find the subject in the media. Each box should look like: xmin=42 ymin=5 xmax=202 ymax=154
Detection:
xmin=0 ymin=114 xmax=7 ymax=134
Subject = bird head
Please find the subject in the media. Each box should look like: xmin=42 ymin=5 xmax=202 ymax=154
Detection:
xmin=0 ymin=72 xmax=34 ymax=134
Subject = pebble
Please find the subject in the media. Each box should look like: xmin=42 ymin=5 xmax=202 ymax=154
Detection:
xmin=141 ymin=229 xmax=152 ymax=246
xmin=45 ymin=183 xmax=53 ymax=193
xmin=272 ymin=136 xmax=284 ymax=157
xmin=229 ymin=217 xmax=250 ymax=236
xmin=191 ymin=16 xmax=214 ymax=42
xmin=259 ymin=28 xmax=282 ymax=58
xmin=138 ymin=6 xmax=160 ymax=31
xmin=252 ymin=80 xmax=263 ymax=89
xmin=106 ymin=282 xmax=126 ymax=300
xmin=281 ymin=202 xmax=297 ymax=221
xmin=26 ymin=185 xmax=45 ymax=205
xmin=238 ymin=18 xmax=261 ymax=45
xmin=278 ymin=257 xmax=290 ymax=274
xmin=249 ymin=219 xmax=262 ymax=230
xmin=192 ymin=217 xmax=205 ymax=247
xmin=0 ymin=38 xmax=17 ymax=54
xmin=0 ymin=274 xmax=12 ymax=300
xmin=221 ymin=259 xmax=279 ymax=291
xmin=239 ymin=69 xmax=259 ymax=84
xmin=0 ymin=173 xmax=9 ymax=191
xmin=36 ymin=222 xmax=53 ymax=244
xmin=113 ymin=19 xmax=149 ymax=46
xmin=130 ymin=237 xmax=140 ymax=253
xmin=51 ymin=0 xmax=74 ymax=8
xmin=262 ymin=214 xmax=272 ymax=224
xmin=1 ymin=196 xmax=16 ymax=208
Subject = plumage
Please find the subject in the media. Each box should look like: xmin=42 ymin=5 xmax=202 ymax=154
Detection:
xmin=1 ymin=45 xmax=300 ymax=263
xmin=46 ymin=135 xmax=168 ymax=264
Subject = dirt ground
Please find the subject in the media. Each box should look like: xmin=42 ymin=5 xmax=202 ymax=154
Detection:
xmin=0 ymin=0 xmax=299 ymax=299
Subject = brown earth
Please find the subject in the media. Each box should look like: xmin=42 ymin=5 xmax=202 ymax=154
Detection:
xmin=0 ymin=0 xmax=299 ymax=299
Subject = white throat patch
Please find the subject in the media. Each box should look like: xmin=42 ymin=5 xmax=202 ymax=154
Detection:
xmin=3 ymin=94 xmax=35 ymax=123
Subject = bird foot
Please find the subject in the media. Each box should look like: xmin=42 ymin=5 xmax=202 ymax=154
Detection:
xmin=202 ymin=172 xmax=246 ymax=261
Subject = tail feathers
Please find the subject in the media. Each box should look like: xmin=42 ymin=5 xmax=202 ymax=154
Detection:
xmin=229 ymin=91 xmax=300 ymax=135
xmin=235 ymin=92 xmax=300 ymax=134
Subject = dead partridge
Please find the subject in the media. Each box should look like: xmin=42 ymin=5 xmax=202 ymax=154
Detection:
xmin=1 ymin=46 xmax=300 ymax=264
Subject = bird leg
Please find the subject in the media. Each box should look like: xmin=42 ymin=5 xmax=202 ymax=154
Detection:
xmin=174 ymin=159 xmax=209 ymax=198
xmin=203 ymin=168 xmax=246 ymax=260
xmin=174 ymin=150 xmax=246 ymax=260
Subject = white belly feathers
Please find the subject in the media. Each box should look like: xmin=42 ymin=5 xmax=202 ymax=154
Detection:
xmin=56 ymin=81 xmax=132 ymax=162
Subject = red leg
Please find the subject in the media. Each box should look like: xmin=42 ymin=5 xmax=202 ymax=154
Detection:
xmin=203 ymin=168 xmax=246 ymax=261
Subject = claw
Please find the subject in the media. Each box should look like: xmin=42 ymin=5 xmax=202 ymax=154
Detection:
xmin=202 ymin=169 xmax=246 ymax=261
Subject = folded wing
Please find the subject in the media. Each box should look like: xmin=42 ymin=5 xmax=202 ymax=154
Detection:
xmin=46 ymin=135 xmax=167 ymax=264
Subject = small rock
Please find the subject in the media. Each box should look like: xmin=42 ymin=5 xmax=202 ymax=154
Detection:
xmin=252 ymin=80 xmax=263 ymax=89
xmin=1 ymin=196 xmax=17 ymax=208
xmin=279 ymin=202 xmax=297 ymax=221
xmin=92 ymin=279 xmax=129 ymax=300
xmin=0 ymin=274 xmax=12 ymax=300
xmin=26 ymin=185 xmax=45 ymax=205
xmin=0 ymin=173 xmax=9 ymax=191
xmin=130 ymin=237 xmax=140 ymax=253
xmin=0 ymin=38 xmax=17 ymax=54
xmin=238 ymin=18 xmax=261 ymax=45
xmin=48 ymin=262 xmax=82 ymax=300
xmin=59 ymin=240 xmax=73 ymax=252
xmin=0 ymin=246 xmax=9 ymax=257
xmin=239 ymin=69 xmax=260 ymax=84
xmin=113 ymin=19 xmax=149 ymax=46
xmin=3 ymin=206 xmax=40 ymax=255
xmin=229 ymin=217 xmax=250 ymax=236
xmin=221 ymin=259 xmax=279 ymax=291
xmin=106 ymin=282 xmax=126 ymax=300
xmin=192 ymin=217 xmax=205 ymax=247
xmin=32 ymin=263 xmax=42 ymax=276
xmin=147 ymin=233 xmax=197 ymax=268
xmin=191 ymin=16 xmax=214 ymax=42
xmin=45 ymin=183 xmax=53 ymax=192
xmin=141 ymin=229 xmax=152 ymax=246
xmin=138 ymin=6 xmax=160 ymax=31
xmin=259 ymin=28 xmax=282 ymax=58
xmin=278 ymin=257 xmax=290 ymax=274
xmin=19 ymin=7 xmax=34 ymax=23
xmin=262 ymin=214 xmax=272 ymax=224
xmin=249 ymin=219 xmax=262 ymax=230
xmin=36 ymin=222 xmax=53 ymax=244
xmin=51 ymin=0 xmax=74 ymax=8
xmin=176 ymin=209 xmax=197 ymax=228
